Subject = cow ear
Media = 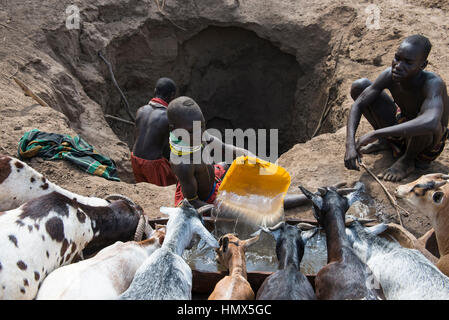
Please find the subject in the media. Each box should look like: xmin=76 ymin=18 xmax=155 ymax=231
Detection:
xmin=432 ymin=191 xmax=445 ymax=204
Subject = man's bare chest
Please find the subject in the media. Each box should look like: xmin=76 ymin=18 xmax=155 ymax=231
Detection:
xmin=389 ymin=85 xmax=424 ymax=117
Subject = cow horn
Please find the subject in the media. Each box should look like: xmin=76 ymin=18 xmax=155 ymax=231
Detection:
xmin=134 ymin=214 xmax=148 ymax=241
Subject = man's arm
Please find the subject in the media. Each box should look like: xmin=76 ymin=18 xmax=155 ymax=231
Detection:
xmin=357 ymin=77 xmax=444 ymax=147
xmin=345 ymin=69 xmax=391 ymax=170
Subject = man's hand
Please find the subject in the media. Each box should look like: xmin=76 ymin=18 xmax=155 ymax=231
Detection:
xmin=344 ymin=144 xmax=361 ymax=171
xmin=355 ymin=131 xmax=378 ymax=151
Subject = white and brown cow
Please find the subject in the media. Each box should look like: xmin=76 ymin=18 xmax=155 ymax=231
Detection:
xmin=0 ymin=190 xmax=144 ymax=299
xmin=0 ymin=154 xmax=109 ymax=211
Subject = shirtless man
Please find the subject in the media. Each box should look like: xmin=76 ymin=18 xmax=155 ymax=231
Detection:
xmin=167 ymin=96 xmax=309 ymax=211
xmin=344 ymin=35 xmax=449 ymax=182
xmin=131 ymin=77 xmax=178 ymax=186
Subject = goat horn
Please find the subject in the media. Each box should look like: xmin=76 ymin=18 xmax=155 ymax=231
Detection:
xmin=439 ymin=174 xmax=449 ymax=180
xmin=296 ymin=222 xmax=316 ymax=230
xmin=332 ymin=181 xmax=347 ymax=189
xmin=197 ymin=204 xmax=215 ymax=215
xmin=317 ymin=187 xmax=327 ymax=196
xmin=268 ymin=221 xmax=285 ymax=231
xmin=344 ymin=217 xmax=376 ymax=226
xmin=336 ymin=188 xmax=358 ymax=195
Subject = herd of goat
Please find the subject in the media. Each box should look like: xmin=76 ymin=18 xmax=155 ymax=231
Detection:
xmin=0 ymin=154 xmax=448 ymax=300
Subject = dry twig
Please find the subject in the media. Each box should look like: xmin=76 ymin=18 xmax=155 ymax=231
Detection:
xmin=358 ymin=160 xmax=411 ymax=227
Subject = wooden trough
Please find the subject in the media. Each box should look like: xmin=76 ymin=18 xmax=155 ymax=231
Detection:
xmin=148 ymin=216 xmax=321 ymax=296
xmin=148 ymin=215 xmax=440 ymax=297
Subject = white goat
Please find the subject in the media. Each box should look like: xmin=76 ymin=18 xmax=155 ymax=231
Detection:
xmin=36 ymin=225 xmax=166 ymax=300
xmin=119 ymin=200 xmax=219 ymax=300
xmin=345 ymin=218 xmax=449 ymax=300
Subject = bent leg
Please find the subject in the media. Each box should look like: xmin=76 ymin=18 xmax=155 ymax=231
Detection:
xmin=379 ymin=134 xmax=434 ymax=182
xmin=351 ymin=78 xmax=398 ymax=153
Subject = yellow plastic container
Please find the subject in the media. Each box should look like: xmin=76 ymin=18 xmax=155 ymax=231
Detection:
xmin=215 ymin=156 xmax=291 ymax=226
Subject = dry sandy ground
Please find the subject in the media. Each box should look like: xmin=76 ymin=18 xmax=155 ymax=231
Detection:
xmin=1 ymin=0 xmax=449 ymax=238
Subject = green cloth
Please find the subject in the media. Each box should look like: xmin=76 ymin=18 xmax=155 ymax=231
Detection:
xmin=18 ymin=129 xmax=120 ymax=181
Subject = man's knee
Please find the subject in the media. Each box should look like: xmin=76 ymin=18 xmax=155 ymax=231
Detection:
xmin=350 ymin=78 xmax=372 ymax=100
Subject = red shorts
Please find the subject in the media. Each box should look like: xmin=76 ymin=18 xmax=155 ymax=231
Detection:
xmin=174 ymin=164 xmax=227 ymax=206
xmin=131 ymin=153 xmax=177 ymax=186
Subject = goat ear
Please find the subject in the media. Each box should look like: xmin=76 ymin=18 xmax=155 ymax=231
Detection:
xmin=222 ymin=237 xmax=229 ymax=253
xmin=192 ymin=218 xmax=219 ymax=249
xmin=299 ymin=186 xmax=323 ymax=210
xmin=300 ymin=228 xmax=319 ymax=244
xmin=366 ymin=223 xmax=388 ymax=236
xmin=243 ymin=233 xmax=261 ymax=250
xmin=432 ymin=191 xmax=445 ymax=204
xmin=159 ymin=206 xmax=178 ymax=218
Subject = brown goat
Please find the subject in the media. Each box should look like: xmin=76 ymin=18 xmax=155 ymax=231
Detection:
xmin=208 ymin=233 xmax=260 ymax=300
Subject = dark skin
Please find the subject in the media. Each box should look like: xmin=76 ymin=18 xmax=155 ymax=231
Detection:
xmin=170 ymin=114 xmax=309 ymax=212
xmin=132 ymin=91 xmax=176 ymax=160
xmin=345 ymin=40 xmax=449 ymax=182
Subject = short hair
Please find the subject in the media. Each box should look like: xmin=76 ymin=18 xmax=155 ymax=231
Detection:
xmin=403 ymin=35 xmax=432 ymax=60
xmin=154 ymin=77 xmax=177 ymax=100
xmin=167 ymin=96 xmax=204 ymax=127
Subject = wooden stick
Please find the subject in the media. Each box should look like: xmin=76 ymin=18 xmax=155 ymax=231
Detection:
xmin=358 ymin=161 xmax=411 ymax=227
xmin=98 ymin=52 xmax=135 ymax=122
xmin=12 ymin=77 xmax=50 ymax=108
xmin=104 ymin=114 xmax=135 ymax=126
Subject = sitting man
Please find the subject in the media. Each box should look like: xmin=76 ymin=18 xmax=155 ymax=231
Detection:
xmin=131 ymin=77 xmax=178 ymax=186
xmin=167 ymin=96 xmax=308 ymax=211
xmin=344 ymin=35 xmax=449 ymax=182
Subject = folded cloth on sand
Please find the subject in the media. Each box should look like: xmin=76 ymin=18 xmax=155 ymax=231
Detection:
xmin=131 ymin=152 xmax=177 ymax=186
xmin=18 ymin=129 xmax=120 ymax=181
xmin=386 ymin=112 xmax=449 ymax=163
xmin=174 ymin=164 xmax=227 ymax=206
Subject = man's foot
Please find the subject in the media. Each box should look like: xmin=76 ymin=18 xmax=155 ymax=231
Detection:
xmin=415 ymin=160 xmax=431 ymax=170
xmin=359 ymin=139 xmax=391 ymax=154
xmin=377 ymin=157 xmax=415 ymax=182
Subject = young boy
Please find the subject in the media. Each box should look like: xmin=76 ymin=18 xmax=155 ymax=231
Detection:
xmin=344 ymin=35 xmax=449 ymax=182
xmin=167 ymin=96 xmax=309 ymax=211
